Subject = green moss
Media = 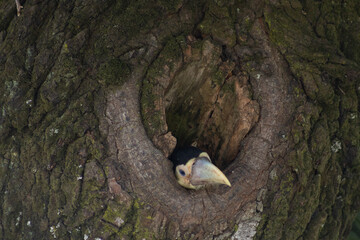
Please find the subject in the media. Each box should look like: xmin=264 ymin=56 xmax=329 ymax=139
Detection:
xmin=258 ymin=4 xmax=360 ymax=236
xmin=260 ymin=172 xmax=322 ymax=240
xmin=284 ymin=174 xmax=322 ymax=240
xmin=147 ymin=36 xmax=184 ymax=79
xmin=263 ymin=10 xmax=288 ymax=52
xmin=303 ymin=210 xmax=328 ymax=239
xmin=221 ymin=81 xmax=235 ymax=94
xmin=115 ymin=1 xmax=163 ymax=39
xmin=260 ymin=173 xmax=294 ymax=239
xmin=99 ymin=199 xmax=161 ymax=239
xmin=48 ymin=168 xmax=66 ymax=223
xmin=299 ymin=71 xmax=319 ymax=100
xmin=323 ymin=96 xmax=340 ymax=121
xmin=310 ymin=120 xmax=331 ymax=173
xmin=341 ymin=88 xmax=358 ymax=111
xmin=102 ymin=201 xmax=130 ymax=227
xmin=90 ymin=0 xmax=172 ymax=64
xmin=157 ymin=0 xmax=182 ymax=12
xmin=212 ymin=67 xmax=227 ymax=86
xmin=30 ymin=41 xmax=85 ymax=128
xmin=141 ymin=36 xmax=183 ymax=138
xmin=234 ymin=223 xmax=238 ymax=232
xmin=133 ymin=218 xmax=156 ymax=240
xmin=60 ymin=138 xmax=85 ymax=214
xmin=288 ymin=145 xmax=312 ymax=187
xmin=197 ymin=1 xmax=236 ymax=47
xmin=97 ymin=59 xmax=131 ymax=86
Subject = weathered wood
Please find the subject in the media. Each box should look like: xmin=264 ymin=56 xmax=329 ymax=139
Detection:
xmin=0 ymin=0 xmax=359 ymax=239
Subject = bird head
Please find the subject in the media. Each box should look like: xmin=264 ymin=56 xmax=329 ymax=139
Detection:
xmin=174 ymin=151 xmax=231 ymax=189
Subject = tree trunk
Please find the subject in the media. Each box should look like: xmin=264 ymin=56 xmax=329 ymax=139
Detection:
xmin=0 ymin=0 xmax=359 ymax=239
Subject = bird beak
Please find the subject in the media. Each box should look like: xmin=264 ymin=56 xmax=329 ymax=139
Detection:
xmin=190 ymin=158 xmax=231 ymax=187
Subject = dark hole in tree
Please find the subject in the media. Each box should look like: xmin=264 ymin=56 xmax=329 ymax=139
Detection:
xmin=164 ymin=40 xmax=259 ymax=169
xmin=140 ymin=38 xmax=259 ymax=170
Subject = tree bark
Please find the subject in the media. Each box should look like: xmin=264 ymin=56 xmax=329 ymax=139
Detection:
xmin=0 ymin=0 xmax=359 ymax=239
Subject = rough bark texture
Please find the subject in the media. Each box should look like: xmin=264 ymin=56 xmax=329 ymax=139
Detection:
xmin=0 ymin=0 xmax=359 ymax=239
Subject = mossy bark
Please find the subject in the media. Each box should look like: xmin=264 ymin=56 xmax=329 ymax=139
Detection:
xmin=0 ymin=0 xmax=359 ymax=239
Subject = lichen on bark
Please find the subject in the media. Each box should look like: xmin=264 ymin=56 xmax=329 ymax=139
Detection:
xmin=0 ymin=0 xmax=359 ymax=239
xmin=255 ymin=1 xmax=360 ymax=239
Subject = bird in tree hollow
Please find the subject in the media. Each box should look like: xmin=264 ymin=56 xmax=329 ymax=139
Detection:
xmin=169 ymin=146 xmax=231 ymax=190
